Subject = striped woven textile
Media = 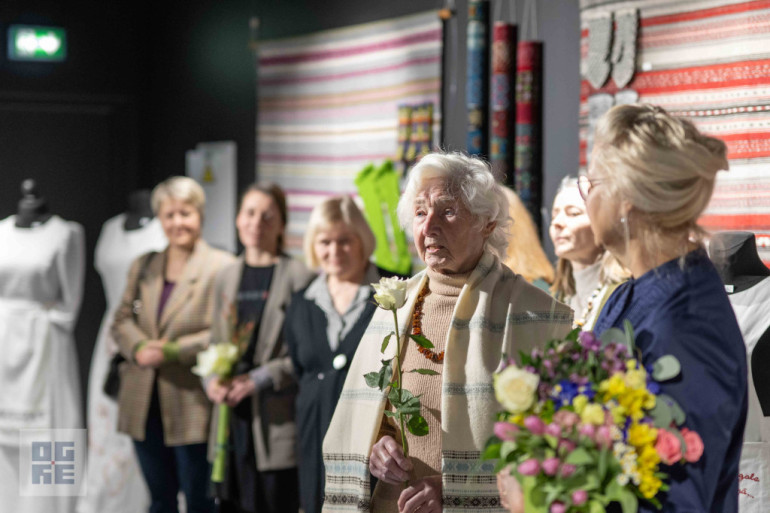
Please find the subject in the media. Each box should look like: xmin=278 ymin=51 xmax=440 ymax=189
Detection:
xmin=467 ymin=0 xmax=490 ymax=156
xmin=491 ymin=22 xmax=517 ymax=185
xmin=257 ymin=12 xmax=443 ymax=254
xmin=579 ymin=0 xmax=770 ymax=265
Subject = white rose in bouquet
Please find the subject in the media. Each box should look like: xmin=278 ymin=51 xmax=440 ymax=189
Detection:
xmin=192 ymin=342 xmax=239 ymax=378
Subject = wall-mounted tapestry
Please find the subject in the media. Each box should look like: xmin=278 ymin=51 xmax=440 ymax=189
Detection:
xmin=580 ymin=0 xmax=770 ymax=265
xmin=256 ymin=11 xmax=443 ymax=254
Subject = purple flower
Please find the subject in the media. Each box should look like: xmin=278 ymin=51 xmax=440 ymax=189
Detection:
xmin=531 ymin=348 xmax=542 ymax=360
xmin=542 ymin=457 xmax=560 ymax=476
xmin=493 ymin=422 xmax=519 ymax=441
xmin=550 ymin=501 xmax=566 ymax=513
xmin=572 ymin=490 xmax=588 ymax=506
xmin=545 ymin=423 xmax=562 ymax=437
xmin=578 ymin=423 xmax=595 ymax=438
xmin=558 ymin=439 xmax=576 ymax=452
xmin=560 ymin=464 xmax=577 ymax=478
xmin=578 ymin=331 xmax=600 ymax=351
xmin=518 ymin=458 xmax=540 ymax=476
xmin=595 ymin=426 xmax=612 ymax=449
xmin=524 ymin=365 xmax=536 ymax=374
xmin=524 ymin=416 xmax=546 ymax=435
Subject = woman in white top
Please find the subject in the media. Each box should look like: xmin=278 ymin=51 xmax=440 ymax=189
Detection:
xmin=549 ymin=177 xmax=628 ymax=329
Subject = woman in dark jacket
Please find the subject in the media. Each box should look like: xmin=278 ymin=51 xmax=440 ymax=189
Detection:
xmin=285 ymin=196 xmax=381 ymax=513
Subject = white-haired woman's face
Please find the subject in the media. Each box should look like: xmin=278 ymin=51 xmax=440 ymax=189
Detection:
xmin=412 ymin=177 xmax=488 ymax=275
xmin=549 ymin=186 xmax=602 ymax=267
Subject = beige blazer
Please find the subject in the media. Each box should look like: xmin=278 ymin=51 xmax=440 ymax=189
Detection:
xmin=112 ymin=239 xmax=235 ymax=446
xmin=207 ymin=255 xmax=314 ymax=471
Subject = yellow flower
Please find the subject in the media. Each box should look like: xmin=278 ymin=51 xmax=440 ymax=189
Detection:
xmin=625 ymin=368 xmax=647 ymax=390
xmin=611 ymin=405 xmax=627 ymax=425
xmin=572 ymin=394 xmax=589 ymax=414
xmin=580 ymin=403 xmax=605 ymax=425
xmin=643 ymin=392 xmax=656 ymax=409
xmin=627 ymin=423 xmax=658 ymax=449
xmin=494 ymin=366 xmax=540 ymax=414
xmin=639 ymin=473 xmax=662 ymax=499
xmin=618 ymin=389 xmax=648 ymax=421
xmin=600 ymin=375 xmax=627 ymax=400
xmin=626 ymin=359 xmax=637 ymax=371
xmin=511 ymin=414 xmax=525 ymax=426
xmin=637 ymin=444 xmax=661 ymax=470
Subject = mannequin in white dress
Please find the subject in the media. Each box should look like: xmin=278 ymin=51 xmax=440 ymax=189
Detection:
xmin=711 ymin=231 xmax=770 ymax=513
xmin=0 ymin=180 xmax=85 ymax=513
xmin=77 ymin=190 xmax=166 ymax=513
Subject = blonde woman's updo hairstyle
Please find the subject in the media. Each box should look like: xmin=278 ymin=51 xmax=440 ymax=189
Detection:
xmin=592 ymin=104 xmax=729 ymax=251
xmin=397 ymin=151 xmax=511 ymax=258
xmin=151 ymin=176 xmax=206 ymax=219
xmin=303 ymin=196 xmax=376 ymax=270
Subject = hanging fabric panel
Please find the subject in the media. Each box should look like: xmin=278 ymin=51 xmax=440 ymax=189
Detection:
xmin=579 ymin=0 xmax=770 ymax=265
xmin=466 ymin=0 xmax=490 ymax=156
xmin=514 ymin=40 xmax=544 ymax=230
xmin=491 ymin=21 xmax=517 ymax=185
xmin=257 ymin=11 xmax=443 ymax=255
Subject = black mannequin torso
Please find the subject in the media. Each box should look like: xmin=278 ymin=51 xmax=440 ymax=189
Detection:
xmin=710 ymin=231 xmax=770 ymax=415
xmin=15 ymin=179 xmax=52 ymax=228
xmin=123 ymin=189 xmax=154 ymax=231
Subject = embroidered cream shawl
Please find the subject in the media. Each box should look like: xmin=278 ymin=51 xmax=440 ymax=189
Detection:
xmin=322 ymin=251 xmax=573 ymax=512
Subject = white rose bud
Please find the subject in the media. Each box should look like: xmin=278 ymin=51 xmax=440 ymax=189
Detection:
xmin=494 ymin=365 xmax=540 ymax=414
xmin=192 ymin=342 xmax=239 ymax=378
xmin=372 ymin=276 xmax=408 ymax=311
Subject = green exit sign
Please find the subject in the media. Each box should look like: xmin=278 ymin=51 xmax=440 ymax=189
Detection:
xmin=8 ymin=25 xmax=67 ymax=61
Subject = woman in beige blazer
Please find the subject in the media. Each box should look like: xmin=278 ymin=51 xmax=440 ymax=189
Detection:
xmin=112 ymin=176 xmax=235 ymax=513
xmin=205 ymin=183 xmax=313 ymax=513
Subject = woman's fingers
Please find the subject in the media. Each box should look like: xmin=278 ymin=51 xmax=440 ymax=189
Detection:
xmin=398 ymin=477 xmax=441 ymax=513
xmin=369 ymin=436 xmax=411 ymax=483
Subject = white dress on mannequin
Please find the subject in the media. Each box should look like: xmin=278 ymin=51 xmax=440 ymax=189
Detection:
xmin=0 ymin=214 xmax=85 ymax=513
xmin=732 ymin=276 xmax=770 ymax=512
xmin=77 ymin=213 xmax=166 ymax=513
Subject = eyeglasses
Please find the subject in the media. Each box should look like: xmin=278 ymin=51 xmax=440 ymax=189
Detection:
xmin=577 ymin=174 xmax=603 ymax=201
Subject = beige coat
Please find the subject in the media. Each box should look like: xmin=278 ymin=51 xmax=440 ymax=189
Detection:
xmin=207 ymin=255 xmax=314 ymax=471
xmin=112 ymin=239 xmax=235 ymax=446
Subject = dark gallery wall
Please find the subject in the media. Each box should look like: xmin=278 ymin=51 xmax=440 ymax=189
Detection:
xmin=0 ymin=0 xmax=580 ymax=412
xmin=0 ymin=1 xmax=148 ymax=411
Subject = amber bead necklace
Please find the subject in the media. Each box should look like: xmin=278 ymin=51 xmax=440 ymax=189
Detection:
xmin=411 ymin=280 xmax=444 ymax=363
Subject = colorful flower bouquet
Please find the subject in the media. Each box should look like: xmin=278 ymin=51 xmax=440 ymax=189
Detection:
xmin=484 ymin=322 xmax=704 ymax=513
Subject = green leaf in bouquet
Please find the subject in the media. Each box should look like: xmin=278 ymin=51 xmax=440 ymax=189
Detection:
xmin=542 ymin=482 xmax=564 ymax=507
xmin=600 ymin=328 xmax=626 ymax=348
xmin=408 ymin=368 xmax=440 ymax=375
xmin=521 ymin=475 xmax=548 ymax=513
xmin=650 ymin=398 xmax=673 ymax=428
xmin=656 ymin=393 xmax=686 ymax=425
xmin=651 ymin=355 xmax=681 ymax=381
xmin=409 ymin=333 xmax=434 ymax=349
xmin=606 ymin=479 xmax=638 ymax=513
xmin=390 ymin=388 xmax=421 ymax=415
xmin=623 ymin=320 xmax=636 ymax=354
xmin=407 ymin=414 xmax=429 ymax=436
xmin=598 ymin=448 xmax=610 ymax=482
xmin=482 ymin=441 xmax=502 ymax=461
xmin=566 ymin=328 xmax=581 ymax=342
xmin=544 ymin=435 xmax=559 ymax=449
xmin=584 ymin=472 xmax=601 ymax=492
xmin=381 ymin=332 xmax=394 ymax=353
xmin=383 ymin=410 xmax=398 ymax=418
xmin=372 ymin=360 xmax=393 ymax=391
xmin=588 ymin=500 xmax=606 ymax=513
xmin=500 ymin=441 xmax=518 ymax=460
xmin=565 ymin=447 xmax=594 ymax=465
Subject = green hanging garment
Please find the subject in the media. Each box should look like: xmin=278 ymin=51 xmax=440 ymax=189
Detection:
xmin=354 ymin=160 xmax=411 ymax=276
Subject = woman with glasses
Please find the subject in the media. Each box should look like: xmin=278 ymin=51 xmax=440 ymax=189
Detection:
xmin=585 ymin=104 xmax=747 ymax=512
xmin=549 ymin=177 xmax=627 ymax=329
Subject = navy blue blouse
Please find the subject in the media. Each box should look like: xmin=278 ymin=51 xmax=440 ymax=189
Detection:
xmin=594 ymin=249 xmax=747 ymax=513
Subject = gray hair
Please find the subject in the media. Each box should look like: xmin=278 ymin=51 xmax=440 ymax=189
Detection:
xmin=151 ymin=176 xmax=206 ymax=219
xmin=397 ymin=152 xmax=511 ymax=258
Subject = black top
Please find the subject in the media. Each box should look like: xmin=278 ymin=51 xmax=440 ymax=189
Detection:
xmin=236 ymin=264 xmax=274 ymax=373
xmin=285 ymin=287 xmax=378 ymax=513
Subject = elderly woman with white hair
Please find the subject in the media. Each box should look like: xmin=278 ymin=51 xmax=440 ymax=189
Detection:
xmin=321 ymin=152 xmax=573 ymax=513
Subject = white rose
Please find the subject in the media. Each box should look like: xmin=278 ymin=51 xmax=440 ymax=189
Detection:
xmin=494 ymin=365 xmax=540 ymax=414
xmin=372 ymin=276 xmax=408 ymax=311
xmin=192 ymin=343 xmax=239 ymax=378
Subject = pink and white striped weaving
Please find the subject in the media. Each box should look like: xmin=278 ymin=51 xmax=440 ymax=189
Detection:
xmin=257 ymin=11 xmax=442 ymax=254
